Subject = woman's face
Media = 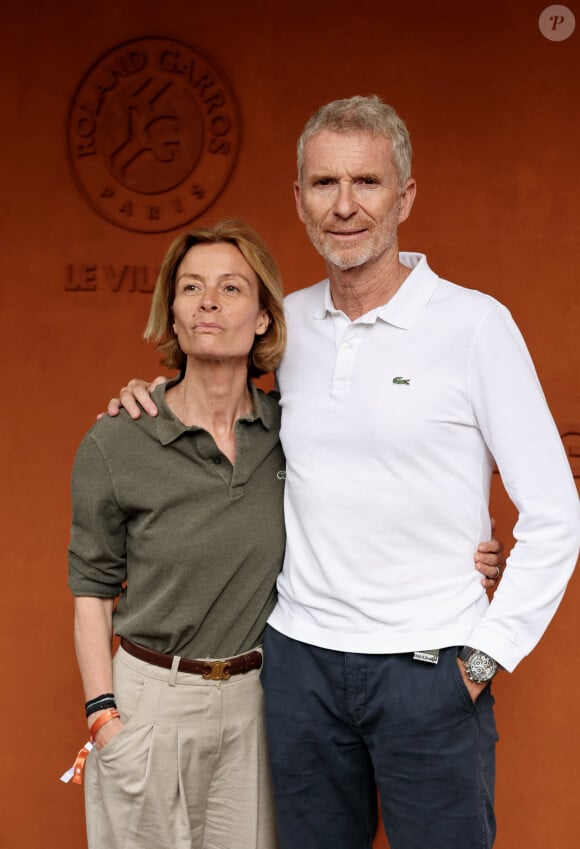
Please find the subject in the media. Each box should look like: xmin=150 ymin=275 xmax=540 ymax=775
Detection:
xmin=172 ymin=242 xmax=270 ymax=366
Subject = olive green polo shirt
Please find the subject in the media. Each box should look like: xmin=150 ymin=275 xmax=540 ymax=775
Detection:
xmin=68 ymin=380 xmax=286 ymax=658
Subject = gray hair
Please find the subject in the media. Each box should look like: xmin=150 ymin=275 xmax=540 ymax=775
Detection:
xmin=296 ymin=95 xmax=412 ymax=188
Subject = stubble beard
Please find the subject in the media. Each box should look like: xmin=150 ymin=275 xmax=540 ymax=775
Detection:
xmin=304 ymin=220 xmax=374 ymax=270
xmin=304 ymin=212 xmax=400 ymax=273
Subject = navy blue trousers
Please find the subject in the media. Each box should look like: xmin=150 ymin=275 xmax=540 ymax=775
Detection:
xmin=262 ymin=627 xmax=498 ymax=849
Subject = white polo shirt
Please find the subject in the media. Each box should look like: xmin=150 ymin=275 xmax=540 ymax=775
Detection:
xmin=268 ymin=253 xmax=580 ymax=671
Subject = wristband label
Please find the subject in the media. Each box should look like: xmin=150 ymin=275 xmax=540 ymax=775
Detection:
xmin=60 ymin=740 xmax=94 ymax=785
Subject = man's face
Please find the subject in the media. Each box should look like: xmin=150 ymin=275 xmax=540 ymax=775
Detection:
xmin=295 ymin=130 xmax=415 ymax=272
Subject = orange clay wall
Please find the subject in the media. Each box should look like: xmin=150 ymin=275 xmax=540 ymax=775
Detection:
xmin=1 ymin=1 xmax=578 ymax=847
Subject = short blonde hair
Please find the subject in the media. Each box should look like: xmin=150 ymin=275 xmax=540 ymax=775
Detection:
xmin=297 ymin=95 xmax=412 ymax=188
xmin=145 ymin=219 xmax=287 ymax=377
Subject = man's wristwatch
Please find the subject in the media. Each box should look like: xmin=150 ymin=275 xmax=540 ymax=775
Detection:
xmin=459 ymin=647 xmax=498 ymax=683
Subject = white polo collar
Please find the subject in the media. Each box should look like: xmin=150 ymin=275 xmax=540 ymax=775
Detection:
xmin=313 ymin=252 xmax=438 ymax=329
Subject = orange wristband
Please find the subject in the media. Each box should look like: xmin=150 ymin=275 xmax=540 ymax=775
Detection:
xmin=89 ymin=708 xmax=120 ymax=741
xmin=70 ymin=743 xmax=92 ymax=785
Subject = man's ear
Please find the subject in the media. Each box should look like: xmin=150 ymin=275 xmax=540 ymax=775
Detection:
xmin=294 ymin=180 xmax=306 ymax=224
xmin=398 ymin=178 xmax=417 ymax=225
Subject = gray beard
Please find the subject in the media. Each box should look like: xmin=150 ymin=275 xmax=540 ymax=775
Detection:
xmin=306 ymin=226 xmax=373 ymax=271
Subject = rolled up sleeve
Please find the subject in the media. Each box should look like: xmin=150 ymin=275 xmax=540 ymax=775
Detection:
xmin=68 ymin=432 xmax=127 ymax=598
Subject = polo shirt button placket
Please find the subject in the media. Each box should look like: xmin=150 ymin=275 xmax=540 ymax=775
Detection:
xmin=333 ymin=333 xmax=358 ymax=389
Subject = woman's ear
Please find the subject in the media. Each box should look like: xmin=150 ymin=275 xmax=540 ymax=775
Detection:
xmin=255 ymin=311 xmax=271 ymax=336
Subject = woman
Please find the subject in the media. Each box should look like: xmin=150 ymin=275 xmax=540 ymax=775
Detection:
xmin=68 ymin=219 xmax=287 ymax=849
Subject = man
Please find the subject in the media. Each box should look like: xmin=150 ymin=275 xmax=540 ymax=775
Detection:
xmin=110 ymin=97 xmax=579 ymax=849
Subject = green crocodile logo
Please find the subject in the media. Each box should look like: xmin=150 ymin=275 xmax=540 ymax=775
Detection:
xmin=392 ymin=376 xmax=410 ymax=385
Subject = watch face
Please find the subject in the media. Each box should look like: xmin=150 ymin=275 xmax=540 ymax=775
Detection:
xmin=466 ymin=651 xmax=497 ymax=683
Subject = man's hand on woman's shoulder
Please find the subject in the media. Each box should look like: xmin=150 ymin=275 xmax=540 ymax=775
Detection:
xmin=97 ymin=376 xmax=169 ymax=420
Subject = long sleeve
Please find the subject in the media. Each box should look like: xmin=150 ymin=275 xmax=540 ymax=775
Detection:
xmin=466 ymin=303 xmax=580 ymax=670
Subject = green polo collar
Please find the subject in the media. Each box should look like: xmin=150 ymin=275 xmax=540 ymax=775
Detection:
xmin=154 ymin=377 xmax=275 ymax=446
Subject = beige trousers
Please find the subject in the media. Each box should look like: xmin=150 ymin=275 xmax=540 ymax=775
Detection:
xmin=84 ymin=646 xmax=277 ymax=849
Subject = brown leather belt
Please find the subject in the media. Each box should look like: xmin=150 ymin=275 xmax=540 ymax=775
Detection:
xmin=120 ymin=637 xmax=262 ymax=681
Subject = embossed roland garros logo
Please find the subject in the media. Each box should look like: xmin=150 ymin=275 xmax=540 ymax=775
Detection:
xmin=67 ymin=37 xmax=241 ymax=234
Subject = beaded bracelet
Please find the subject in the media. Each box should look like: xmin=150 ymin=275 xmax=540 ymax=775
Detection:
xmin=85 ymin=693 xmax=117 ymax=718
xmin=86 ymin=698 xmax=117 ymax=718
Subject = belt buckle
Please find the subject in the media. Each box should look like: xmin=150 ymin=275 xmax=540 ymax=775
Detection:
xmin=202 ymin=660 xmax=232 ymax=680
